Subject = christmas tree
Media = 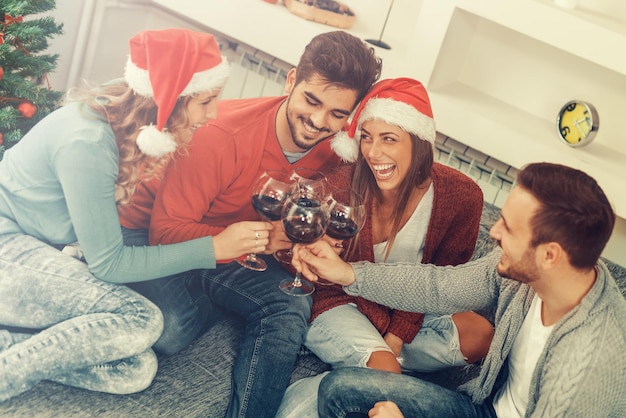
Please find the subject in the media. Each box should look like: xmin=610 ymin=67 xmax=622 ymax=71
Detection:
xmin=0 ymin=0 xmax=64 ymax=160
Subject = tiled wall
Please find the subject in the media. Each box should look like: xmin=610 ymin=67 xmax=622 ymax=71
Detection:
xmin=218 ymin=36 xmax=518 ymax=208
xmin=434 ymin=134 xmax=517 ymax=207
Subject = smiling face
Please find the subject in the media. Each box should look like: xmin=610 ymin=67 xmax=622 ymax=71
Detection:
xmin=359 ymin=119 xmax=414 ymax=194
xmin=489 ymin=186 xmax=542 ymax=283
xmin=172 ymin=90 xmax=221 ymax=144
xmin=186 ymin=90 xmax=220 ymax=133
xmin=283 ymin=69 xmax=358 ymax=152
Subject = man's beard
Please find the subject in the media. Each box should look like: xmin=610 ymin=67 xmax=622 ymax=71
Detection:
xmin=497 ymin=246 xmax=540 ymax=284
xmin=285 ymin=102 xmax=332 ymax=151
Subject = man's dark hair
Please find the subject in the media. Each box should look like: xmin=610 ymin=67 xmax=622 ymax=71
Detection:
xmin=517 ymin=162 xmax=615 ymax=269
xmin=295 ymin=31 xmax=382 ymax=104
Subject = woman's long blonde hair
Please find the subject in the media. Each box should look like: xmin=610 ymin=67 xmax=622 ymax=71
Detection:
xmin=68 ymin=82 xmax=193 ymax=205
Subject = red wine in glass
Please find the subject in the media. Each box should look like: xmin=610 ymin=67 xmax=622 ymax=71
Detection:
xmin=237 ymin=171 xmax=295 ymax=271
xmin=251 ymin=194 xmax=284 ymax=221
xmin=317 ymin=188 xmax=366 ymax=285
xmin=279 ymin=192 xmax=329 ymax=295
xmin=283 ymin=196 xmax=327 ymax=245
xmin=274 ymin=168 xmax=328 ymax=265
xmin=326 ymin=187 xmax=365 ymax=240
xmin=326 ymin=215 xmax=360 ymax=240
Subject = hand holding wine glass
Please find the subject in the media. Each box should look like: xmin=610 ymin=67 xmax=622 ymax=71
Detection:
xmin=279 ymin=181 xmax=330 ymax=296
xmin=290 ymin=241 xmax=356 ymax=287
xmin=212 ymin=221 xmax=272 ymax=262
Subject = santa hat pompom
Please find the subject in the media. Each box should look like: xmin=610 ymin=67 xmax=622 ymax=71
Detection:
xmin=331 ymin=130 xmax=359 ymax=163
xmin=136 ymin=125 xmax=177 ymax=157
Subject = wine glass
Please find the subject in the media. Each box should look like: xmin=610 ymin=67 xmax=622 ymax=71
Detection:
xmin=237 ymin=170 xmax=295 ymax=271
xmin=274 ymin=167 xmax=328 ymax=265
xmin=317 ymin=187 xmax=366 ymax=285
xmin=279 ymin=183 xmax=330 ymax=296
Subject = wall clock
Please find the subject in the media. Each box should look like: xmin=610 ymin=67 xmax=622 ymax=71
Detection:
xmin=556 ymin=100 xmax=599 ymax=147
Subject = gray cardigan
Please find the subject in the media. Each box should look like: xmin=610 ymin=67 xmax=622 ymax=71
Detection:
xmin=346 ymin=249 xmax=626 ymax=417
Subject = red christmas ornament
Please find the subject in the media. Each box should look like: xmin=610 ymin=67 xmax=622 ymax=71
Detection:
xmin=0 ymin=132 xmax=3 ymax=146
xmin=18 ymin=102 xmax=37 ymax=118
xmin=0 ymin=66 xmax=4 ymax=80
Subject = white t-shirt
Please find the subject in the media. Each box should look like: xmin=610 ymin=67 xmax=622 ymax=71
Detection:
xmin=492 ymin=294 xmax=554 ymax=417
xmin=373 ymin=184 xmax=434 ymax=263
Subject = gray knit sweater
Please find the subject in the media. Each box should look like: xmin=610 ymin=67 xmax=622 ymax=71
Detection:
xmin=346 ymin=249 xmax=626 ymax=417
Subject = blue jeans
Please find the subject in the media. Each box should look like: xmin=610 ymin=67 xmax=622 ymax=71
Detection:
xmin=200 ymin=258 xmax=312 ymax=418
xmin=307 ymin=304 xmax=466 ymax=371
xmin=318 ymin=367 xmax=498 ymax=418
xmin=122 ymin=229 xmax=311 ymax=418
xmin=122 ymin=228 xmax=222 ymax=355
xmin=0 ymin=233 xmax=163 ymax=402
xmin=277 ymin=311 xmax=467 ymax=417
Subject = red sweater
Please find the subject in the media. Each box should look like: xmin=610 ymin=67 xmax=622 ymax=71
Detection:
xmin=118 ymin=180 xmax=158 ymax=230
xmin=135 ymin=96 xmax=341 ymax=245
xmin=311 ymin=163 xmax=483 ymax=343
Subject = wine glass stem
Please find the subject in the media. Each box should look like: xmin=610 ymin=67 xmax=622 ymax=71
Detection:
xmin=292 ymin=272 xmax=303 ymax=288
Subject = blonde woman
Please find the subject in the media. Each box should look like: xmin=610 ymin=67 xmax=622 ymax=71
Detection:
xmin=0 ymin=28 xmax=239 ymax=402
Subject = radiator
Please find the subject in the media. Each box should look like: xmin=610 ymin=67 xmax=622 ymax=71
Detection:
xmin=216 ymin=38 xmax=516 ymax=208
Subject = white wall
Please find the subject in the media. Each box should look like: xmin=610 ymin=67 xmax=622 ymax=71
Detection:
xmin=49 ymin=0 xmax=207 ymax=90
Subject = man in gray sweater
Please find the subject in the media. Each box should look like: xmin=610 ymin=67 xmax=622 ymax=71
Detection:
xmin=292 ymin=162 xmax=626 ymax=418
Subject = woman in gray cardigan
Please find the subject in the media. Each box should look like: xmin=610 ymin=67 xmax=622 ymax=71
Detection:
xmin=292 ymin=162 xmax=626 ymax=418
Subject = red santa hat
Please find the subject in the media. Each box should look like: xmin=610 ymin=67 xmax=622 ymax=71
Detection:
xmin=331 ymin=78 xmax=436 ymax=162
xmin=124 ymin=29 xmax=230 ymax=157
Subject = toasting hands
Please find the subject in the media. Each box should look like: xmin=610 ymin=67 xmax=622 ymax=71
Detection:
xmin=291 ymin=240 xmax=356 ymax=286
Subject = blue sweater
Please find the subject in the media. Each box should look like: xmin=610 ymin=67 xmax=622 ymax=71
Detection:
xmin=0 ymin=102 xmax=215 ymax=283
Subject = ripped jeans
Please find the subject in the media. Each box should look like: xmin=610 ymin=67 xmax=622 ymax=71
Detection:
xmin=0 ymin=233 xmax=163 ymax=402
xmin=306 ymin=303 xmax=466 ymax=371
xmin=275 ymin=304 xmax=466 ymax=418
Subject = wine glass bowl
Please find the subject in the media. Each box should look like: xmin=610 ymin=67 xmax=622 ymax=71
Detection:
xmin=251 ymin=194 xmax=283 ymax=221
xmin=274 ymin=168 xmax=328 ymax=265
xmin=290 ymin=167 xmax=328 ymax=200
xmin=251 ymin=171 xmax=295 ymax=222
xmin=279 ymin=185 xmax=329 ymax=296
xmin=282 ymin=196 xmax=328 ymax=245
xmin=317 ymin=187 xmax=366 ymax=286
xmin=326 ymin=188 xmax=366 ymax=241
xmin=237 ymin=170 xmax=295 ymax=272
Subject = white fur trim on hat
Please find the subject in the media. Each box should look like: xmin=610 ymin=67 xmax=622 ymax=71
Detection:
xmin=124 ymin=57 xmax=230 ymax=98
xmin=181 ymin=58 xmax=230 ymax=96
xmin=358 ymin=97 xmax=436 ymax=144
xmin=330 ymin=131 xmax=359 ymax=163
xmin=136 ymin=125 xmax=177 ymax=157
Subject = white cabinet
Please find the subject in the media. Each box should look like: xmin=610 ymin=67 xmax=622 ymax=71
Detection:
xmin=408 ymin=0 xmax=626 ymax=217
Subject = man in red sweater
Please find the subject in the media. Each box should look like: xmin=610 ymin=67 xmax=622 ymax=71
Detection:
xmin=119 ymin=31 xmax=382 ymax=418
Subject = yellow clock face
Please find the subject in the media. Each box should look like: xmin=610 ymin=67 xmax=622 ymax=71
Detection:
xmin=557 ymin=101 xmax=599 ymax=147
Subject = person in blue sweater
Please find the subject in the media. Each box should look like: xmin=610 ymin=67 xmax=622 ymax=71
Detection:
xmin=0 ymin=28 xmax=239 ymax=402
